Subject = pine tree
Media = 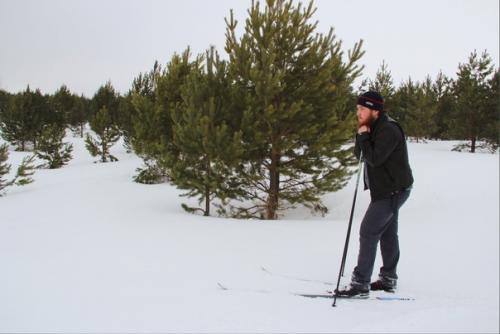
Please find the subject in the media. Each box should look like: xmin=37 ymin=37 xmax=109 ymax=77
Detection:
xmin=35 ymin=124 xmax=73 ymax=169
xmin=0 ymin=90 xmax=10 ymax=115
xmin=129 ymin=50 xmax=201 ymax=183
xmin=449 ymin=50 xmax=496 ymax=153
xmin=85 ymin=106 xmax=120 ymax=162
xmin=128 ymin=61 xmax=161 ymax=160
xmin=0 ymin=144 xmax=11 ymax=192
xmin=431 ymin=71 xmax=455 ymax=139
xmin=368 ymin=60 xmax=396 ymax=115
xmin=224 ymin=0 xmax=364 ymax=219
xmin=116 ymin=93 xmax=135 ymax=153
xmin=53 ymin=86 xmax=89 ymax=138
xmin=53 ymin=85 xmax=74 ymax=122
xmin=127 ymin=61 xmax=169 ymax=183
xmin=0 ymin=86 xmax=37 ymax=151
xmin=170 ymin=46 xmax=244 ymax=216
xmin=0 ymin=86 xmax=61 ymax=151
xmin=0 ymin=94 xmax=25 ymax=150
xmin=409 ymin=77 xmax=438 ymax=142
xmin=392 ymin=77 xmax=413 ymax=131
xmin=482 ymin=69 xmax=499 ymax=152
xmin=129 ymin=92 xmax=168 ymax=183
xmin=392 ymin=77 xmax=437 ymax=142
xmin=68 ymin=95 xmax=89 ymax=138
xmin=37 ymin=92 xmax=65 ymax=148
xmin=0 ymin=143 xmax=36 ymax=196
xmin=85 ymin=82 xmax=121 ymax=162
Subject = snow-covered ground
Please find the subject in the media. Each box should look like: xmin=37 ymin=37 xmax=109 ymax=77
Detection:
xmin=0 ymin=132 xmax=498 ymax=333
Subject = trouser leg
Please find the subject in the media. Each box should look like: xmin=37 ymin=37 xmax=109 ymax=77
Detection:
xmin=379 ymin=189 xmax=411 ymax=284
xmin=351 ymin=198 xmax=395 ymax=290
xmin=352 ymin=189 xmax=411 ymax=290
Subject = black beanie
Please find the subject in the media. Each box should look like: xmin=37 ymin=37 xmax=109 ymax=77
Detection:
xmin=357 ymin=91 xmax=384 ymax=112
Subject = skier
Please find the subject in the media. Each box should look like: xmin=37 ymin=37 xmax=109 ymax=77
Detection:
xmin=335 ymin=91 xmax=414 ymax=298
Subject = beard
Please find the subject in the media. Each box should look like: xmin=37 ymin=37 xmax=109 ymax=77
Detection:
xmin=358 ymin=113 xmax=376 ymax=127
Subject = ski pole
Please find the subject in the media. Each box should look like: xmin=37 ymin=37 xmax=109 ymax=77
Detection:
xmin=332 ymin=151 xmax=364 ymax=307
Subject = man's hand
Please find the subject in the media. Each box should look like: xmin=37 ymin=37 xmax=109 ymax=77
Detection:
xmin=358 ymin=125 xmax=370 ymax=134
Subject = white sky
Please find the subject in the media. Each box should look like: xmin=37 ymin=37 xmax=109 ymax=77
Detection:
xmin=0 ymin=0 xmax=498 ymax=97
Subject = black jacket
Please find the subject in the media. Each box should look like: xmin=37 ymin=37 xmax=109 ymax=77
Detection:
xmin=354 ymin=113 xmax=414 ymax=201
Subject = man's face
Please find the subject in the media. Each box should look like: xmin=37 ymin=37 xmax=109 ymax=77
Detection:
xmin=356 ymin=105 xmax=379 ymax=126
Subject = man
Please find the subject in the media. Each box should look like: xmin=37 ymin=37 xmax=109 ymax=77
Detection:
xmin=335 ymin=91 xmax=414 ymax=298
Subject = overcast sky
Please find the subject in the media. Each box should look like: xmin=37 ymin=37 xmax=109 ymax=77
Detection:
xmin=0 ymin=0 xmax=498 ymax=97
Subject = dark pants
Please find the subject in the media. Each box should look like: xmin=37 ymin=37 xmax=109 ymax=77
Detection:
xmin=351 ymin=188 xmax=411 ymax=290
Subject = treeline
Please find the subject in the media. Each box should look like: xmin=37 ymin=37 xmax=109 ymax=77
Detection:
xmin=0 ymin=82 xmax=127 ymax=196
xmin=364 ymin=51 xmax=499 ymax=153
xmin=0 ymin=85 xmax=86 ymax=196
xmin=0 ymin=0 xmax=498 ymax=217
xmin=0 ymin=85 xmax=86 ymax=150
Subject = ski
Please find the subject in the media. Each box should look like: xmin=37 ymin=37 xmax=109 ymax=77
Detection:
xmin=258 ymin=267 xmax=415 ymax=301
xmin=296 ymin=291 xmax=415 ymax=301
xmin=217 ymin=283 xmax=415 ymax=301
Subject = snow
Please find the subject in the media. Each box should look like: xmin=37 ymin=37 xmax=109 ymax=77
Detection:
xmin=0 ymin=133 xmax=498 ymax=333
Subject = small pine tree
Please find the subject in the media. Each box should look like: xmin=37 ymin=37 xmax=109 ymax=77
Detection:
xmin=35 ymin=124 xmax=73 ymax=169
xmin=53 ymin=85 xmax=74 ymax=120
xmin=449 ymin=50 xmax=497 ymax=153
xmin=127 ymin=63 xmax=168 ymax=182
xmin=129 ymin=50 xmax=201 ymax=183
xmin=391 ymin=78 xmax=412 ymax=129
xmin=0 ymin=86 xmax=62 ymax=151
xmin=85 ymin=106 xmax=120 ymax=162
xmin=170 ymin=46 xmax=244 ymax=216
xmin=68 ymin=95 xmax=90 ymax=138
xmin=132 ymin=157 xmax=169 ymax=184
xmin=0 ymin=90 xmax=10 ymax=115
xmin=482 ymin=69 xmax=499 ymax=152
xmin=0 ymin=87 xmax=35 ymax=151
xmin=369 ymin=60 xmax=396 ymax=114
xmin=116 ymin=93 xmax=135 ymax=153
xmin=0 ymin=144 xmax=11 ymax=191
xmin=406 ymin=77 xmax=438 ymax=142
xmin=224 ymin=0 xmax=364 ymax=219
xmin=0 ymin=143 xmax=36 ymax=196
xmin=431 ymin=71 xmax=455 ymax=140
xmin=392 ymin=77 xmax=437 ymax=142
